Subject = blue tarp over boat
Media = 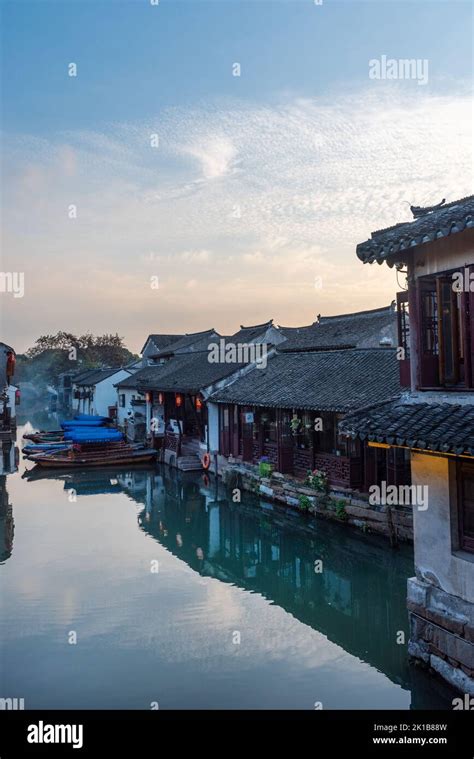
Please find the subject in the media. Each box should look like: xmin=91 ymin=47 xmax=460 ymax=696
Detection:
xmin=74 ymin=414 xmax=109 ymax=422
xmin=61 ymin=419 xmax=104 ymax=429
xmin=64 ymin=429 xmax=124 ymax=443
xmin=23 ymin=442 xmax=71 ymax=453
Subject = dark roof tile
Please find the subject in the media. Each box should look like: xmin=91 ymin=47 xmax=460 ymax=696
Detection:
xmin=357 ymin=195 xmax=474 ymax=265
xmin=278 ymin=306 xmax=396 ymax=352
xmin=211 ymin=348 xmax=401 ymax=412
xmin=339 ymin=400 xmax=474 ymax=456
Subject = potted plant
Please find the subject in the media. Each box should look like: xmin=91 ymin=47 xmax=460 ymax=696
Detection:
xmin=290 ymin=415 xmax=301 ymax=435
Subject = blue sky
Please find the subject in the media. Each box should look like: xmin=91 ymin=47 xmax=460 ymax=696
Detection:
xmin=1 ymin=0 xmax=473 ymax=352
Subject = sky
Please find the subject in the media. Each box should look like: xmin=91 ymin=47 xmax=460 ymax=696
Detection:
xmin=1 ymin=0 xmax=473 ymax=354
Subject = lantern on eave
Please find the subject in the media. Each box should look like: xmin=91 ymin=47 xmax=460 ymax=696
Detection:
xmin=196 ymin=396 xmax=202 ymax=410
xmin=175 ymin=393 xmax=183 ymax=408
xmin=158 ymin=392 xmax=164 ymax=405
xmin=6 ymin=351 xmax=15 ymax=381
xmin=145 ymin=392 xmax=152 ymax=403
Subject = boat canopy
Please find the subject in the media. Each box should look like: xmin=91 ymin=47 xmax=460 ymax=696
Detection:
xmin=64 ymin=429 xmax=124 ymax=443
xmin=74 ymin=414 xmax=110 ymax=422
xmin=61 ymin=419 xmax=105 ymax=429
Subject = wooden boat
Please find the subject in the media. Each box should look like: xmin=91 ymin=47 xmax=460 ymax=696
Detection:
xmin=28 ymin=441 xmax=157 ymax=468
xmin=23 ymin=430 xmax=64 ymax=443
xmin=22 ymin=442 xmax=72 ymax=456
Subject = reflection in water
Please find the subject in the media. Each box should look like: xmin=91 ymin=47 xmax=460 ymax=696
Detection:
xmin=2 ymin=437 xmax=457 ymax=709
xmin=128 ymin=470 xmax=412 ymax=690
xmin=118 ymin=468 xmax=454 ymax=707
xmin=0 ymin=476 xmax=14 ymax=563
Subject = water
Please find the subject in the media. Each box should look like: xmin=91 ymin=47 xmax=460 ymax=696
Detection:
xmin=0 ymin=421 xmax=457 ymax=710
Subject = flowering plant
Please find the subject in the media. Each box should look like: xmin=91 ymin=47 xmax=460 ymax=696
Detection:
xmin=306 ymin=468 xmax=328 ymax=492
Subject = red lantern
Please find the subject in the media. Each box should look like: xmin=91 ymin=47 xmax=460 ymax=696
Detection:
xmin=6 ymin=351 xmax=15 ymax=380
xmin=196 ymin=396 xmax=202 ymax=410
xmin=175 ymin=393 xmax=182 ymax=408
xmin=145 ymin=392 xmax=152 ymax=403
xmin=158 ymin=392 xmax=163 ymax=405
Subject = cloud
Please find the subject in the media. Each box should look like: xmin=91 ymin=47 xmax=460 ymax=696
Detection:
xmin=2 ymin=84 xmax=472 ymax=351
xmin=179 ymin=135 xmax=238 ymax=180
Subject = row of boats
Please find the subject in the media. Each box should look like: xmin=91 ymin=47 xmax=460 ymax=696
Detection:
xmin=23 ymin=414 xmax=157 ymax=468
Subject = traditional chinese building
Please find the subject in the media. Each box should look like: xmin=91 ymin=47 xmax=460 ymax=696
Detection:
xmin=73 ymin=367 xmax=132 ymax=418
xmin=278 ymin=304 xmax=398 ymax=353
xmin=127 ymin=350 xmax=256 ymax=469
xmin=208 ymin=345 xmax=403 ymax=488
xmin=340 ymin=195 xmax=474 ymax=694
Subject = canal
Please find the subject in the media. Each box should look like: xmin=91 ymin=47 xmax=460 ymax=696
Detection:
xmin=0 ymin=422 xmax=457 ymax=710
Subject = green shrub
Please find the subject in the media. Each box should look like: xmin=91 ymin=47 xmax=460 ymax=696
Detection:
xmin=335 ymin=499 xmax=348 ymax=520
xmin=258 ymin=458 xmax=273 ymax=478
xmin=299 ymin=495 xmax=312 ymax=512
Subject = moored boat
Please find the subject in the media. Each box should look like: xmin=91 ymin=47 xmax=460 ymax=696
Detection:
xmin=22 ymin=442 xmax=72 ymax=457
xmin=28 ymin=444 xmax=157 ymax=468
xmin=26 ymin=426 xmax=157 ymax=468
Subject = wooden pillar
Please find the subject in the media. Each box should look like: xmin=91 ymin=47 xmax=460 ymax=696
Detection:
xmin=407 ymin=265 xmax=420 ymax=391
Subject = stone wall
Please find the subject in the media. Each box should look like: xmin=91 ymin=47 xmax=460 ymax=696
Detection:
xmin=221 ymin=462 xmax=413 ymax=543
xmin=408 ymin=576 xmax=474 ymax=695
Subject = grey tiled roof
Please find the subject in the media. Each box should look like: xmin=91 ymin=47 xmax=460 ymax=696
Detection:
xmin=115 ymin=364 xmax=165 ymax=389
xmin=231 ymin=320 xmax=274 ymax=343
xmin=141 ymin=334 xmax=184 ymax=354
xmin=76 ymin=368 xmax=126 ymax=386
xmin=211 ymin=349 xmax=401 ymax=412
xmin=118 ymin=351 xmax=247 ymax=394
xmin=152 ymin=329 xmax=219 ymax=357
xmin=357 ymin=195 xmax=474 ymax=266
xmin=339 ymin=400 xmax=474 ymax=456
xmin=278 ymin=306 xmax=396 ymax=352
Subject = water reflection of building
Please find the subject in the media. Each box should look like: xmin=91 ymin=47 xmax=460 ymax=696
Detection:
xmin=0 ymin=476 xmax=14 ymax=562
xmin=22 ymin=464 xmax=455 ymax=707
xmin=122 ymin=468 xmax=414 ymax=691
xmin=0 ymin=437 xmax=18 ymax=563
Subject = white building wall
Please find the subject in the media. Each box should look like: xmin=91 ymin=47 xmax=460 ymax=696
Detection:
xmin=92 ymin=370 xmax=131 ymax=417
xmin=116 ymin=387 xmax=144 ymax=427
xmin=207 ymin=402 xmax=219 ymax=453
xmin=411 ymin=451 xmax=474 ymax=605
xmin=7 ymin=385 xmax=17 ymax=419
xmin=413 ymin=228 xmax=474 ymax=279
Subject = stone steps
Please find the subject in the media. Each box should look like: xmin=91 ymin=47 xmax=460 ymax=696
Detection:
xmin=177 ymin=454 xmax=203 ymax=471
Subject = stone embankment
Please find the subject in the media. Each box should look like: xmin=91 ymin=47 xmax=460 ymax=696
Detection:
xmin=222 ymin=461 xmax=413 ymax=544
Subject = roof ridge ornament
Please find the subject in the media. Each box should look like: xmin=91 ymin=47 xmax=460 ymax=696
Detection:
xmin=410 ymin=198 xmax=446 ymax=219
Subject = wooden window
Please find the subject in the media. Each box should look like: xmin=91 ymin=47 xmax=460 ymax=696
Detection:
xmin=458 ymin=462 xmax=474 ymax=553
xmin=397 ymin=291 xmax=411 ymax=387
xmin=397 ymin=292 xmax=410 ymax=359
xmin=294 ymin=411 xmax=313 ymax=450
xmin=437 ymin=278 xmax=460 ymax=385
xmin=419 ymin=273 xmax=472 ymax=388
xmin=421 ymin=285 xmax=438 ymax=355
xmin=315 ymin=412 xmax=336 ymax=454
xmin=262 ymin=408 xmax=277 ymax=443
